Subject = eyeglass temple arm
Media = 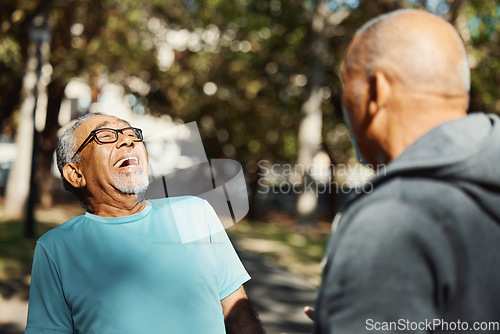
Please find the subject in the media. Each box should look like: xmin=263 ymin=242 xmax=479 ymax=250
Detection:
xmin=72 ymin=133 xmax=95 ymax=159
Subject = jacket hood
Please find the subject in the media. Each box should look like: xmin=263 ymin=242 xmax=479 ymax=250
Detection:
xmin=356 ymin=113 xmax=500 ymax=220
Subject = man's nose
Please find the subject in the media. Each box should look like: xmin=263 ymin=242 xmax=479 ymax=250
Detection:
xmin=115 ymin=132 xmax=135 ymax=148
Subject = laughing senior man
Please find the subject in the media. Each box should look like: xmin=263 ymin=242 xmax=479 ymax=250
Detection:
xmin=26 ymin=113 xmax=263 ymax=333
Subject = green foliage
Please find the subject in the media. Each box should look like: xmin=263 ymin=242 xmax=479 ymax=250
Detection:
xmin=0 ymin=36 xmax=21 ymax=66
xmin=463 ymin=0 xmax=500 ymax=114
xmin=0 ymin=220 xmax=58 ymax=288
xmin=1 ymin=0 xmax=499 ymax=178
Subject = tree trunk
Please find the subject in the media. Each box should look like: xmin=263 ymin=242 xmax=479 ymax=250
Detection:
xmin=3 ymin=50 xmax=39 ymax=220
xmin=444 ymin=0 xmax=465 ymax=24
xmin=3 ymin=11 xmax=52 ymax=220
xmin=296 ymin=0 xmax=328 ymax=228
xmin=38 ymin=82 xmax=64 ymax=207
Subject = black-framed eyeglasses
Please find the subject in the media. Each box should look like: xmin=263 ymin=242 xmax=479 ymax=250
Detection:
xmin=72 ymin=127 xmax=143 ymax=160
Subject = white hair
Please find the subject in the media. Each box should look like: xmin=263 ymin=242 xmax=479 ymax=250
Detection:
xmin=55 ymin=112 xmax=104 ymax=201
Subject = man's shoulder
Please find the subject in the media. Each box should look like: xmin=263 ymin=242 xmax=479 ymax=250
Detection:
xmin=149 ymin=196 xmax=207 ymax=216
xmin=343 ymin=197 xmax=431 ymax=229
xmin=361 ymin=173 xmax=462 ymax=211
xmin=37 ymin=215 xmax=87 ymax=245
xmin=348 ymin=178 xmax=462 ymax=221
xmin=338 ymin=177 xmax=475 ymax=248
xmin=151 ymin=196 xmax=224 ymax=244
xmin=329 ymin=198 xmax=455 ymax=276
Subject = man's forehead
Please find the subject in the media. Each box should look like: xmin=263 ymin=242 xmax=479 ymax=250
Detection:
xmin=93 ymin=119 xmax=130 ymax=130
xmin=74 ymin=115 xmax=130 ymax=138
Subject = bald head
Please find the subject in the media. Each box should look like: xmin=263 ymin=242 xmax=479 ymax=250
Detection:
xmin=341 ymin=10 xmax=471 ymax=166
xmin=345 ymin=9 xmax=470 ymax=97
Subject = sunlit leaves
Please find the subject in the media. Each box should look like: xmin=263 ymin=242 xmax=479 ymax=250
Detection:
xmin=3 ymin=0 xmax=499 ymax=173
xmin=461 ymin=0 xmax=500 ymax=114
xmin=0 ymin=36 xmax=21 ymax=66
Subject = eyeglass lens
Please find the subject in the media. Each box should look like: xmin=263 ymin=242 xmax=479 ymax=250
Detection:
xmin=95 ymin=128 xmax=142 ymax=143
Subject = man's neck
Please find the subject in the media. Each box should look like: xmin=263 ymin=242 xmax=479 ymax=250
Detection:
xmin=384 ymin=93 xmax=468 ymax=162
xmin=85 ymin=195 xmax=147 ymax=217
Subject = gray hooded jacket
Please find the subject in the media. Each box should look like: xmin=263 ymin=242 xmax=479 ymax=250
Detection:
xmin=315 ymin=113 xmax=500 ymax=333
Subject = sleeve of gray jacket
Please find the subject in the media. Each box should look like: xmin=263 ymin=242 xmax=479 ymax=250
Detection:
xmin=316 ymin=199 xmax=456 ymax=334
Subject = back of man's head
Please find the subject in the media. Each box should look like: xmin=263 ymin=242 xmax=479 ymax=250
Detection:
xmin=346 ymin=9 xmax=470 ymax=97
xmin=341 ymin=9 xmax=471 ymax=166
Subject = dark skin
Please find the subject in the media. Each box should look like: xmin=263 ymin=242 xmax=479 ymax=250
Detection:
xmin=62 ymin=115 xmax=149 ymax=216
xmin=223 ymin=286 xmax=265 ymax=333
xmin=63 ymin=115 xmax=264 ymax=333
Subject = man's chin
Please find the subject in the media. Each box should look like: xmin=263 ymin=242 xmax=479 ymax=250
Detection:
xmin=113 ymin=171 xmax=150 ymax=195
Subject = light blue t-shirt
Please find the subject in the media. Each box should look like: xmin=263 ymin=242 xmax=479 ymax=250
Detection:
xmin=26 ymin=196 xmax=250 ymax=333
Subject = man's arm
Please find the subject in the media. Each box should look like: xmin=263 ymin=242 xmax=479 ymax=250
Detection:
xmin=221 ymin=286 xmax=265 ymax=334
xmin=26 ymin=242 xmax=74 ymax=333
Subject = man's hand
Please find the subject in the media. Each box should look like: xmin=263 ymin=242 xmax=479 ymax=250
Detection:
xmin=304 ymin=306 xmax=315 ymax=321
xmin=221 ymin=286 xmax=265 ymax=333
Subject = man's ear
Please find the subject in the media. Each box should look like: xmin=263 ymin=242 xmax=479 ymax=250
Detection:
xmin=368 ymin=71 xmax=392 ymax=117
xmin=62 ymin=163 xmax=86 ymax=189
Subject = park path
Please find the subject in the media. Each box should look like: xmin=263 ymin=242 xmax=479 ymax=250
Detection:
xmin=0 ymin=246 xmax=318 ymax=334
xmin=0 ymin=294 xmax=27 ymax=334
xmin=236 ymin=247 xmax=317 ymax=334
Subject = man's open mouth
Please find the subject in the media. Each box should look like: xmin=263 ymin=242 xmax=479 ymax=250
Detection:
xmin=114 ymin=157 xmax=139 ymax=168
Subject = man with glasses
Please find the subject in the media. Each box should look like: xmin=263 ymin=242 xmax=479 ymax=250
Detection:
xmin=26 ymin=113 xmax=263 ymax=333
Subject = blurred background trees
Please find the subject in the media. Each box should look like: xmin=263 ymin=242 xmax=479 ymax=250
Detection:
xmin=0 ymin=0 xmax=499 ymax=224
